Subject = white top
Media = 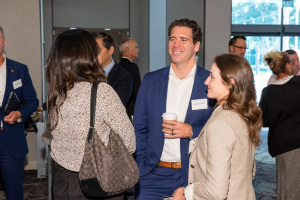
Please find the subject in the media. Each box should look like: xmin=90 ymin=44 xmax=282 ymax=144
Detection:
xmin=0 ymin=53 xmax=7 ymax=107
xmin=268 ymin=73 xmax=298 ymax=86
xmin=271 ymin=75 xmax=294 ymax=85
xmin=160 ymin=63 xmax=196 ymax=162
xmin=267 ymin=74 xmax=277 ymax=85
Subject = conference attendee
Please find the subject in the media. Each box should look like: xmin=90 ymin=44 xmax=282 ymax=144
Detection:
xmin=46 ymin=29 xmax=136 ymax=200
xmin=173 ymin=53 xmax=262 ymax=200
xmin=228 ymin=36 xmax=247 ymax=57
xmin=92 ymin=32 xmax=133 ymax=107
xmin=133 ymin=19 xmax=215 ymax=200
xmin=267 ymin=49 xmax=300 ymax=85
xmin=0 ymin=26 xmax=39 ymax=199
xmin=259 ymin=51 xmax=300 ymax=200
xmin=119 ymin=38 xmax=141 ymax=118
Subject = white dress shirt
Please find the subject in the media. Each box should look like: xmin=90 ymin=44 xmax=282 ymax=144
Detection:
xmin=160 ymin=63 xmax=196 ymax=162
xmin=0 ymin=53 xmax=7 ymax=107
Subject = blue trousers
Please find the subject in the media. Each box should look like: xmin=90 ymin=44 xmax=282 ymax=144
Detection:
xmin=135 ymin=166 xmax=185 ymax=200
xmin=0 ymin=133 xmax=25 ymax=200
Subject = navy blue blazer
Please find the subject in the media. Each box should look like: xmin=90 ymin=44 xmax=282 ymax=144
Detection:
xmin=133 ymin=65 xmax=215 ymax=185
xmin=107 ymin=63 xmax=133 ymax=107
xmin=0 ymin=58 xmax=39 ymax=159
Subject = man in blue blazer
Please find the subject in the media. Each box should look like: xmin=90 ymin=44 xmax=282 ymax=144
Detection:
xmin=0 ymin=26 xmax=39 ymax=199
xmin=133 ymin=19 xmax=215 ymax=200
xmin=92 ymin=32 xmax=132 ymax=107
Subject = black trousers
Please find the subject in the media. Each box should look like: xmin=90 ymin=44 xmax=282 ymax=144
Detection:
xmin=52 ymin=161 xmax=124 ymax=200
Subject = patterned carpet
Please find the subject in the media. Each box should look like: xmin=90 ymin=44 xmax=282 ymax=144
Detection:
xmin=253 ymin=128 xmax=277 ymax=199
xmin=0 ymin=128 xmax=276 ymax=200
xmin=0 ymin=170 xmax=48 ymax=200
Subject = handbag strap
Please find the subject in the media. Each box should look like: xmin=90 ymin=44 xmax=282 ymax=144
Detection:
xmin=87 ymin=82 xmax=99 ymax=143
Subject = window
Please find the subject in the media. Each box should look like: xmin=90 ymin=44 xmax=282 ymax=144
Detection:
xmin=245 ymin=36 xmax=280 ymax=100
xmin=232 ymin=0 xmax=282 ymax=25
xmin=283 ymin=0 xmax=300 ymax=24
xmin=232 ymin=0 xmax=300 ymax=101
xmin=283 ymin=36 xmax=300 ymax=49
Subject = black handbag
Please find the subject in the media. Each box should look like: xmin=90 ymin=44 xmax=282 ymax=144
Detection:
xmin=79 ymin=83 xmax=139 ymax=198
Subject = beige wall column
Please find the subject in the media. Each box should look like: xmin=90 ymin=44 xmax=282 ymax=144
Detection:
xmin=204 ymin=0 xmax=231 ymax=69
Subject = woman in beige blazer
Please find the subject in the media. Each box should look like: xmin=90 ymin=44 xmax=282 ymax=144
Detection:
xmin=172 ymin=53 xmax=262 ymax=200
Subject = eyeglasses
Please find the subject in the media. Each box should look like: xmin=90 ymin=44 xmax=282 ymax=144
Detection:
xmin=232 ymin=45 xmax=248 ymax=50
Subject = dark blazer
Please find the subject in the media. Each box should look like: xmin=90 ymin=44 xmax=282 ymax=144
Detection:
xmin=107 ymin=63 xmax=133 ymax=107
xmin=0 ymin=58 xmax=39 ymax=159
xmin=259 ymin=76 xmax=300 ymax=157
xmin=119 ymin=58 xmax=141 ymax=117
xmin=133 ymin=65 xmax=215 ymax=185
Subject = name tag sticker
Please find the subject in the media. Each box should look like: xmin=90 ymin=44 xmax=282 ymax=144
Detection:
xmin=191 ymin=99 xmax=208 ymax=110
xmin=13 ymin=79 xmax=22 ymax=89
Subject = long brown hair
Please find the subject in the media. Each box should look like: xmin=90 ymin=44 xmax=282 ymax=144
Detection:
xmin=46 ymin=29 xmax=106 ymax=131
xmin=215 ymin=53 xmax=262 ymax=147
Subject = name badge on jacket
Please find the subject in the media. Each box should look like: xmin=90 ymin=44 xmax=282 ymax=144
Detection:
xmin=13 ymin=79 xmax=22 ymax=89
xmin=191 ymin=99 xmax=208 ymax=110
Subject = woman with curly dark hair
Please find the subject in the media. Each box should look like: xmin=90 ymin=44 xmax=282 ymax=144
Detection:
xmin=46 ymin=29 xmax=135 ymax=200
xmin=260 ymin=51 xmax=300 ymax=200
xmin=173 ymin=53 xmax=262 ymax=200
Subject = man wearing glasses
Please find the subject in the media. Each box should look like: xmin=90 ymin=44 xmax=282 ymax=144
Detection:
xmin=287 ymin=50 xmax=300 ymax=76
xmin=229 ymin=36 xmax=247 ymax=57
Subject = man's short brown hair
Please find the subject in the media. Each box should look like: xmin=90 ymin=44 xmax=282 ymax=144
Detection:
xmin=168 ymin=19 xmax=202 ymax=44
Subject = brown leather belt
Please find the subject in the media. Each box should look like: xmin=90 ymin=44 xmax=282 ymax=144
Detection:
xmin=157 ymin=161 xmax=182 ymax=169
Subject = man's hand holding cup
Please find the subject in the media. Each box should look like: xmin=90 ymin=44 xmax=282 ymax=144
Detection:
xmin=162 ymin=113 xmax=193 ymax=139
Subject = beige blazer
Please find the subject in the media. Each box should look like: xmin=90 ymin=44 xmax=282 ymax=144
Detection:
xmin=188 ymin=106 xmax=256 ymax=200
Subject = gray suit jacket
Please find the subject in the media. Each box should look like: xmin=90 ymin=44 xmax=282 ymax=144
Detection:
xmin=188 ymin=106 xmax=256 ymax=200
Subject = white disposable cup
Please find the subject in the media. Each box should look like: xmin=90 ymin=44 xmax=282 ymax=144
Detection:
xmin=162 ymin=113 xmax=178 ymax=121
xmin=162 ymin=113 xmax=177 ymax=132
